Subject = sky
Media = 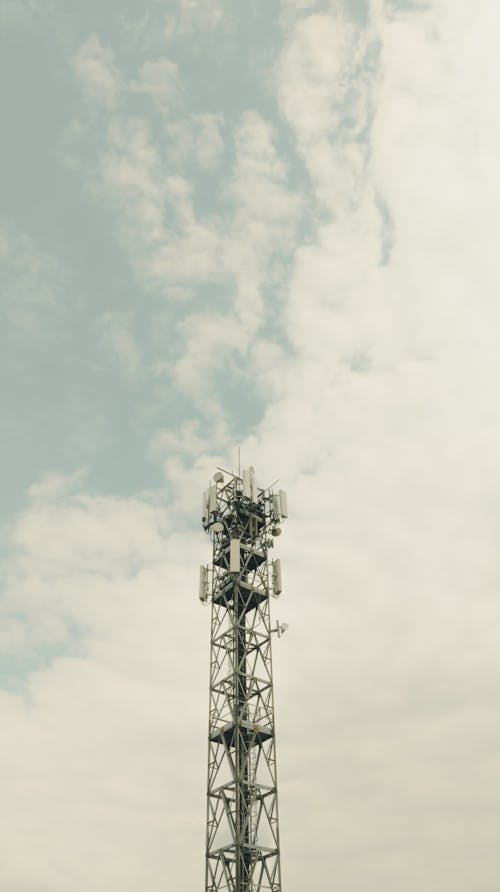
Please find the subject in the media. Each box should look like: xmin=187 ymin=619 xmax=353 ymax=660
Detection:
xmin=1 ymin=0 xmax=500 ymax=889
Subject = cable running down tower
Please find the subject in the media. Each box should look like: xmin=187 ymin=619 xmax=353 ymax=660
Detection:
xmin=200 ymin=467 xmax=288 ymax=892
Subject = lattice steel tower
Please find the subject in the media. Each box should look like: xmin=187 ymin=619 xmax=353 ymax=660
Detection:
xmin=199 ymin=467 xmax=288 ymax=892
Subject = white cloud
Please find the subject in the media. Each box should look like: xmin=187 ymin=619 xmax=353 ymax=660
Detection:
xmin=27 ymin=469 xmax=88 ymax=504
xmin=0 ymin=656 xmax=205 ymax=891
xmin=277 ymin=12 xmax=352 ymax=139
xmin=193 ymin=113 xmax=224 ymax=168
xmin=98 ymin=116 xmax=224 ymax=296
xmin=230 ymin=110 xmax=301 ymax=234
xmin=162 ymin=114 xmax=224 ymax=170
xmin=165 ymin=0 xmax=225 ymax=37
xmin=151 ymin=420 xmax=204 ymax=459
xmin=27 ymin=6 xmax=500 ymax=886
xmin=159 ymin=111 xmax=301 ymax=405
xmin=248 ymin=339 xmax=287 ymax=401
xmin=231 ymin=3 xmax=500 ymax=888
xmin=132 ymin=56 xmax=181 ymax=104
xmin=0 ymin=0 xmax=39 ymax=29
xmin=224 ymin=110 xmax=302 ymax=331
xmin=276 ymin=10 xmax=375 ymax=210
xmin=171 ymin=312 xmax=245 ymax=410
xmin=98 ymin=312 xmax=142 ymax=376
xmin=180 ymin=0 xmax=223 ymax=27
xmin=73 ymin=35 xmax=121 ymax=108
xmin=150 ymin=422 xmax=232 ymax=506
xmin=89 ymin=102 xmax=300 ymax=415
xmin=0 ymin=477 xmax=211 ymax=890
xmin=101 ymin=116 xmax=168 ymax=247
xmin=70 ymin=31 xmax=303 ymax=429
xmin=0 ymin=226 xmax=66 ymax=338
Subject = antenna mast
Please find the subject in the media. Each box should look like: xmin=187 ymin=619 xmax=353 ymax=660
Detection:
xmin=199 ymin=467 xmax=288 ymax=892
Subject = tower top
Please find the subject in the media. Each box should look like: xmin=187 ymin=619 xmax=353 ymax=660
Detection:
xmin=201 ymin=465 xmax=288 ymax=538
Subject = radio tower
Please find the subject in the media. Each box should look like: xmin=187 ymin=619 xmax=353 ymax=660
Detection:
xmin=199 ymin=466 xmax=288 ymax=892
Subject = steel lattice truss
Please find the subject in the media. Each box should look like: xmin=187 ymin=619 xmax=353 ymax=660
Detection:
xmin=200 ymin=469 xmax=287 ymax=892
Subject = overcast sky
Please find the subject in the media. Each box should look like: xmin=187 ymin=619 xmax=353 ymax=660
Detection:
xmin=1 ymin=0 xmax=500 ymax=889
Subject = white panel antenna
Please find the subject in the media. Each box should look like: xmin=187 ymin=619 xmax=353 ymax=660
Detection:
xmin=250 ymin=467 xmax=257 ymax=503
xmin=272 ymin=494 xmax=281 ymax=520
xmin=199 ymin=565 xmax=208 ymax=601
xmin=230 ymin=539 xmax=241 ymax=572
xmin=209 ymin=484 xmax=217 ymax=514
xmin=242 ymin=469 xmax=251 ymax=498
xmin=273 ymin=559 xmax=282 ymax=596
xmin=279 ymin=490 xmax=288 ymax=518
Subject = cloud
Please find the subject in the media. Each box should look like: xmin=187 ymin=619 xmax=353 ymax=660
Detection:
xmin=143 ymin=108 xmax=301 ymax=319
xmin=98 ymin=116 xmax=224 ymax=297
xmin=277 ymin=11 xmax=353 ymax=139
xmin=165 ymin=0 xmax=225 ymax=38
xmin=193 ymin=113 xmax=224 ymax=168
xmin=276 ymin=9 xmax=376 ymax=210
xmin=0 ymin=474 xmax=211 ymax=889
xmin=159 ymin=111 xmax=302 ymax=408
xmin=73 ymin=35 xmax=121 ymax=107
xmin=27 ymin=469 xmax=88 ymax=505
xmin=85 ymin=99 xmax=301 ymax=417
xmin=70 ymin=24 xmax=304 ymax=437
xmin=19 ymin=6 xmax=500 ymax=887
xmin=101 ymin=116 xmax=168 ymax=248
xmin=132 ymin=56 xmax=181 ymax=105
xmin=150 ymin=420 xmax=205 ymax=459
xmin=232 ymin=3 xmax=500 ymax=887
xmin=0 ymin=225 xmax=66 ymax=340
xmin=97 ymin=312 xmax=142 ymax=376
xmin=223 ymin=110 xmax=302 ymax=331
xmin=171 ymin=312 xmax=245 ymax=410
xmin=0 ymin=0 xmax=39 ymax=29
